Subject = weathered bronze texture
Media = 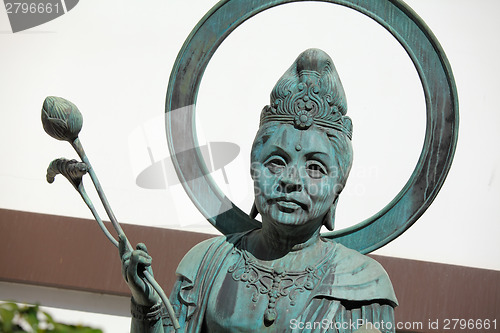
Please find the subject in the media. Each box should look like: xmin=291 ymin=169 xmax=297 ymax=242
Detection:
xmin=37 ymin=0 xmax=459 ymax=332
xmin=41 ymin=96 xmax=180 ymax=328
xmin=120 ymin=46 xmax=400 ymax=333
xmin=41 ymin=96 xmax=83 ymax=142
xmin=155 ymin=0 xmax=456 ymax=330
xmin=165 ymin=0 xmax=459 ymax=254
xmin=4 ymin=209 xmax=498 ymax=333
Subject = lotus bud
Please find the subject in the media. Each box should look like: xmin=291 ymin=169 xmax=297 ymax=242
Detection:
xmin=41 ymin=96 xmax=83 ymax=142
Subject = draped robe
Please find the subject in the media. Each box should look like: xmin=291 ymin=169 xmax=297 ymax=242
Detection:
xmin=159 ymin=231 xmax=397 ymax=333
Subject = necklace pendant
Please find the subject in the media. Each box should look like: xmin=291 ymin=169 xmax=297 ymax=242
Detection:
xmin=264 ymin=308 xmax=277 ymax=323
xmin=228 ymin=237 xmax=333 ymax=326
xmin=264 ymin=271 xmax=281 ymax=324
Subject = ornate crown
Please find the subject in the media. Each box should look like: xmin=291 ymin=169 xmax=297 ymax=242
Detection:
xmin=260 ymin=48 xmax=352 ymax=139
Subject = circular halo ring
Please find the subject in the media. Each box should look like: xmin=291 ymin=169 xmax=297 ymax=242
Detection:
xmin=165 ymin=0 xmax=458 ymax=254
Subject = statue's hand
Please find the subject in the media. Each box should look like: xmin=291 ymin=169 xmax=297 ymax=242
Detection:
xmin=119 ymin=235 xmax=160 ymax=307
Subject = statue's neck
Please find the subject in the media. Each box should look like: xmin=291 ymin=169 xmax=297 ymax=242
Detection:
xmin=251 ymin=218 xmax=323 ymax=260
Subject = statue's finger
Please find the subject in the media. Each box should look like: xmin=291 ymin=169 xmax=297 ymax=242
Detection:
xmin=131 ymin=250 xmax=152 ymax=268
xmin=127 ymin=252 xmax=141 ymax=287
xmin=133 ymin=247 xmax=155 ymax=277
xmin=118 ymin=234 xmax=128 ymax=258
xmin=128 ymin=251 xmax=151 ymax=289
xmin=121 ymin=258 xmax=129 ymax=283
xmin=136 ymin=242 xmax=148 ymax=254
xmin=121 ymin=251 xmax=131 ymax=262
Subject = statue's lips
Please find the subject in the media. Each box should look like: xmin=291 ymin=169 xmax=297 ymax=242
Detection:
xmin=272 ymin=198 xmax=308 ymax=211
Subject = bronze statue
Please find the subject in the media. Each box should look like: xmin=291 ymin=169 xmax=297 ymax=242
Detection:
xmin=41 ymin=0 xmax=459 ymax=331
xmin=120 ymin=49 xmax=397 ymax=333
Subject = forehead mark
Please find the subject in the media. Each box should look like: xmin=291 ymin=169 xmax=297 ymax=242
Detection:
xmin=295 ymin=131 xmax=303 ymax=151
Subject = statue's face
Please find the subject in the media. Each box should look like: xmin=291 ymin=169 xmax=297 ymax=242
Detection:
xmin=252 ymin=124 xmax=340 ymax=227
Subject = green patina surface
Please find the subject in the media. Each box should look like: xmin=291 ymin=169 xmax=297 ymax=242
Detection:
xmin=166 ymin=0 xmax=458 ymax=254
xmin=42 ymin=0 xmax=458 ymax=332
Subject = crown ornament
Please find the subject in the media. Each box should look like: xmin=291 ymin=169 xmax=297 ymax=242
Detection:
xmin=260 ymin=48 xmax=353 ymax=139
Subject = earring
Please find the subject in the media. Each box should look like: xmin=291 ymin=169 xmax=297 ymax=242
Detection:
xmin=250 ymin=201 xmax=259 ymax=219
xmin=323 ymin=198 xmax=338 ymax=231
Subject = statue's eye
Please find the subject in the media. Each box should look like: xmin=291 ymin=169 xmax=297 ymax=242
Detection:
xmin=306 ymin=160 xmax=327 ymax=179
xmin=265 ymin=157 xmax=286 ymax=174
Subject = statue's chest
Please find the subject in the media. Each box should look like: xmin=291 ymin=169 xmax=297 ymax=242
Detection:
xmin=204 ymin=249 xmax=323 ymax=332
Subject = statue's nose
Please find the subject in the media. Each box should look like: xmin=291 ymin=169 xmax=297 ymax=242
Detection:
xmin=278 ymin=166 xmax=303 ymax=193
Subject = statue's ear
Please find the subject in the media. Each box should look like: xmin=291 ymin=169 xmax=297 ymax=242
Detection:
xmin=323 ymin=197 xmax=339 ymax=231
xmin=249 ymin=201 xmax=259 ymax=219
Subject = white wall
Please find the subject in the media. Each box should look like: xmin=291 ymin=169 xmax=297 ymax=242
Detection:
xmin=1 ymin=0 xmax=499 ymax=330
